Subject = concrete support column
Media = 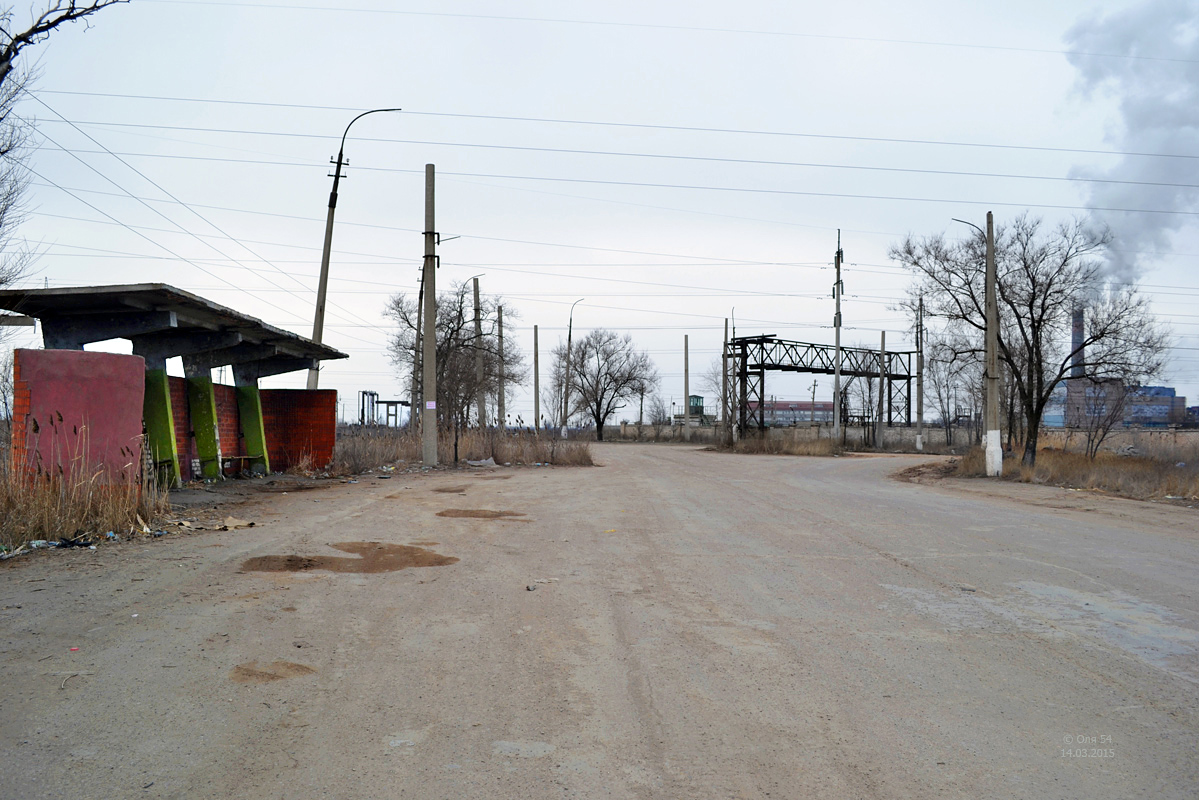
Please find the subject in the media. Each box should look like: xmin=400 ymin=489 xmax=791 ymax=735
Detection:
xmin=143 ymin=364 xmax=181 ymax=487
xmin=233 ymin=366 xmax=270 ymax=475
xmin=185 ymin=373 xmax=223 ymax=480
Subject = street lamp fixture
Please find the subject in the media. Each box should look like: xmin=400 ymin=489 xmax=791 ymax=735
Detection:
xmin=307 ymin=107 xmax=402 ymax=390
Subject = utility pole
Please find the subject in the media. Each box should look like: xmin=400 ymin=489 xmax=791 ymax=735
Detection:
xmin=916 ymin=295 xmax=925 ymax=452
xmin=473 ymin=277 xmax=485 ymax=427
xmin=683 ymin=334 xmax=691 ymax=441
xmin=810 ymin=379 xmax=818 ymax=425
xmin=533 ymin=324 xmax=540 ymax=432
xmin=832 ymin=231 xmax=844 ymax=440
xmin=561 ymin=299 xmax=582 ymax=437
xmin=421 ymin=164 xmax=438 ymax=467
xmin=876 ymin=331 xmax=886 ymax=449
xmin=497 ymin=305 xmax=505 ymax=434
xmin=721 ymin=317 xmax=730 ymax=446
xmin=308 ymin=108 xmax=401 ymax=390
xmin=410 ymin=273 xmax=424 ymax=432
xmin=984 ymin=210 xmax=1002 ymax=476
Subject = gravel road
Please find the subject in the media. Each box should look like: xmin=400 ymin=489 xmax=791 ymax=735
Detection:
xmin=2 ymin=444 xmax=1196 ymax=799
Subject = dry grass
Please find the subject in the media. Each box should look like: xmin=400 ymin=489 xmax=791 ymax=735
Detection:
xmin=732 ymin=436 xmax=843 ymax=457
xmin=331 ymin=427 xmax=593 ymax=475
xmin=955 ymin=446 xmax=1199 ymax=502
xmin=0 ymin=459 xmax=169 ymax=554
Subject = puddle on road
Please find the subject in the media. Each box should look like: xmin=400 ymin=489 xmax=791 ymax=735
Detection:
xmin=433 ymin=485 xmax=471 ymax=494
xmin=230 ymin=660 xmax=316 ymax=683
xmin=437 ymin=509 xmax=525 ymax=519
xmin=241 ymin=542 xmax=458 ymax=573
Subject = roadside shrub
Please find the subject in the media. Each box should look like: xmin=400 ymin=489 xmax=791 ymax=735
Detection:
xmin=954 ymin=445 xmax=1199 ymax=501
xmin=331 ymin=427 xmax=592 ymax=475
xmin=0 ymin=456 xmax=169 ymax=553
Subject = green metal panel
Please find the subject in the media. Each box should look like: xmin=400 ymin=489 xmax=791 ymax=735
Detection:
xmin=143 ymin=368 xmax=180 ymax=487
xmin=186 ymin=375 xmax=222 ymax=480
xmin=235 ymin=384 xmax=270 ymax=475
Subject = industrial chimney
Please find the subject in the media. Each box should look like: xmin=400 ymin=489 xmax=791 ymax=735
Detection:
xmin=1070 ymin=306 xmax=1085 ymax=378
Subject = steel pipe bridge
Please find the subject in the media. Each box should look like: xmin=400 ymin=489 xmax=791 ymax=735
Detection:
xmin=729 ymin=335 xmax=915 ymax=435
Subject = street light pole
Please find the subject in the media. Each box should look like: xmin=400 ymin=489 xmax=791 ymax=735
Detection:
xmin=560 ymin=298 xmax=583 ymax=437
xmin=308 ymin=107 xmax=401 ymax=390
xmin=951 ymin=214 xmax=1001 ymax=476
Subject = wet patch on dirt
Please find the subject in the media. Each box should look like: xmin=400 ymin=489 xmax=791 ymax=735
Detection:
xmin=409 ymin=540 xmax=439 ymax=547
xmin=241 ymin=542 xmax=458 ymax=573
xmin=436 ymin=509 xmax=525 ymax=519
xmin=479 ymin=475 xmax=513 ymax=480
xmin=230 ymin=660 xmax=316 ymax=684
xmin=432 ymin=485 xmax=471 ymax=494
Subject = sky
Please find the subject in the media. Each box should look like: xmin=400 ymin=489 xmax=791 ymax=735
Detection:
xmin=4 ymin=0 xmax=1199 ymax=424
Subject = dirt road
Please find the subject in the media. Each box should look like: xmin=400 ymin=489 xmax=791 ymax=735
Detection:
xmin=2 ymin=444 xmax=1196 ymax=799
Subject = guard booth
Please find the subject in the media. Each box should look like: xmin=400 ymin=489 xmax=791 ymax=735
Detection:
xmin=0 ymin=284 xmax=348 ymax=487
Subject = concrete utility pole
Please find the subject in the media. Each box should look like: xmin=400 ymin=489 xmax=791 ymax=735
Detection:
xmin=683 ymin=334 xmax=691 ymax=441
xmin=916 ymin=295 xmax=925 ymax=452
xmin=497 ymin=305 xmax=505 ymax=433
xmin=411 ymin=276 xmax=424 ymax=432
xmin=721 ymin=318 xmax=730 ymax=446
xmin=561 ymin=298 xmax=583 ymax=436
xmin=832 ymin=231 xmax=844 ymax=439
xmin=810 ymin=380 xmax=818 ymax=425
xmin=984 ymin=211 xmax=1002 ymax=477
xmin=421 ymin=164 xmax=438 ymax=467
xmin=533 ymin=324 xmax=540 ymax=432
xmin=473 ymin=277 xmax=485 ymax=427
xmin=308 ymin=108 xmax=401 ymax=390
xmin=876 ymin=331 xmax=886 ymax=449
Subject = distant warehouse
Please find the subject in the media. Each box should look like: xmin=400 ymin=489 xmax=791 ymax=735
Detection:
xmin=1044 ymin=382 xmax=1189 ymax=429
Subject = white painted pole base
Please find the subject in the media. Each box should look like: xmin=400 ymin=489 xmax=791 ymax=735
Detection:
xmin=915 ymin=434 xmax=923 ymax=452
xmin=985 ymin=429 xmax=1003 ymax=476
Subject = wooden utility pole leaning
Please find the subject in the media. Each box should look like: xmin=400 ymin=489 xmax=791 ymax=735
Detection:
xmin=984 ymin=211 xmax=1002 ymax=476
xmin=916 ymin=296 xmax=924 ymax=452
xmin=683 ymin=334 xmax=691 ymax=441
xmin=473 ymin=277 xmax=485 ymax=427
xmin=497 ymin=305 xmax=505 ymax=434
xmin=533 ymin=324 xmax=540 ymax=432
xmin=832 ymin=232 xmax=843 ymax=440
xmin=421 ymin=164 xmax=438 ymax=467
xmin=876 ymin=331 xmax=886 ymax=449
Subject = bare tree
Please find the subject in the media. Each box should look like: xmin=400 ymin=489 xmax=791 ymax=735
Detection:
xmin=386 ymin=282 xmax=526 ymax=444
xmin=0 ymin=2 xmax=124 ymax=274
xmin=891 ymin=214 xmax=1168 ymax=467
xmin=1079 ymin=379 xmax=1128 ymax=459
xmin=552 ymin=329 xmax=657 ymax=441
xmin=647 ymin=393 xmax=670 ymax=441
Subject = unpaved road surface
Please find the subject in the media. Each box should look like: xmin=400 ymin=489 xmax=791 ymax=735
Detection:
xmin=2 ymin=444 xmax=1197 ymax=799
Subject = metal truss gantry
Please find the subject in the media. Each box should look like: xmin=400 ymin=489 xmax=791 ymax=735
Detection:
xmin=731 ymin=335 xmax=914 ymax=435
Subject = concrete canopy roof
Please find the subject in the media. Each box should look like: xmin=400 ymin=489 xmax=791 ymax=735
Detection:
xmin=0 ymin=283 xmax=347 ymax=379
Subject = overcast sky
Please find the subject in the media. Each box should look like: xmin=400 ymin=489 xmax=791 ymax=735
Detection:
xmin=6 ymin=0 xmax=1199 ymax=423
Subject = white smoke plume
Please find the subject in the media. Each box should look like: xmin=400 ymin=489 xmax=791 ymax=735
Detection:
xmin=1065 ymin=0 xmax=1199 ymax=283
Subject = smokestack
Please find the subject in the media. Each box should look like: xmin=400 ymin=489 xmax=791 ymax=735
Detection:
xmin=1071 ymin=307 xmax=1085 ymax=379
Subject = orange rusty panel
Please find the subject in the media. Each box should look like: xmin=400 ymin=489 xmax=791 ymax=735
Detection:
xmin=260 ymin=389 xmax=337 ymax=471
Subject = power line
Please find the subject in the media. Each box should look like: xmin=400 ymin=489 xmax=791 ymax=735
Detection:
xmin=98 ymin=2 xmax=1199 ymax=66
xmin=29 ymin=98 xmax=390 ymax=339
xmin=33 ymin=144 xmax=1198 ymax=217
xmin=39 ymin=119 xmax=1199 ymax=191
xmin=36 ymin=90 xmax=1199 ymax=161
